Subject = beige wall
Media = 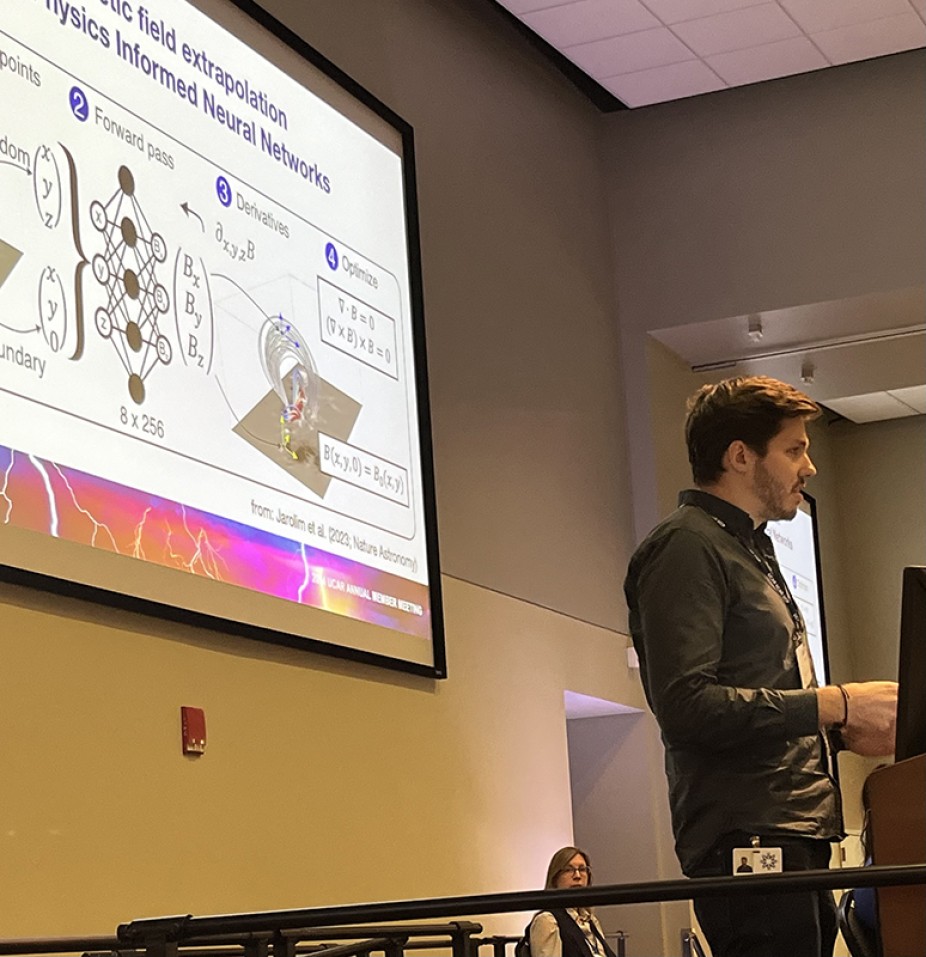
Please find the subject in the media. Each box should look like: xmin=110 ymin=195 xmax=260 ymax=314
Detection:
xmin=0 ymin=577 xmax=647 ymax=937
xmin=818 ymin=414 xmax=925 ymax=832
xmin=824 ymin=415 xmax=926 ymax=681
xmin=568 ymin=712 xmax=688 ymax=956
xmin=607 ymin=52 xmax=925 ymax=336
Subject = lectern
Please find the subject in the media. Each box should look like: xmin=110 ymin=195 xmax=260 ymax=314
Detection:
xmin=862 ymin=567 xmax=926 ymax=955
xmin=865 ymin=754 xmax=925 ymax=955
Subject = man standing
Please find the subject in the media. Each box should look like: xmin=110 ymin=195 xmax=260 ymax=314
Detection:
xmin=624 ymin=376 xmax=897 ymax=957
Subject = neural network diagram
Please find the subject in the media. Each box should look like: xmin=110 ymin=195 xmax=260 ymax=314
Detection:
xmin=89 ymin=165 xmax=171 ymax=404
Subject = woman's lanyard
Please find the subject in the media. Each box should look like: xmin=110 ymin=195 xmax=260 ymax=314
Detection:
xmin=571 ymin=910 xmax=605 ymax=957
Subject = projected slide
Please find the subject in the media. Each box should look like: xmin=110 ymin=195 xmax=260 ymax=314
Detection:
xmin=0 ymin=0 xmax=443 ymax=673
xmin=768 ymin=497 xmax=828 ymax=685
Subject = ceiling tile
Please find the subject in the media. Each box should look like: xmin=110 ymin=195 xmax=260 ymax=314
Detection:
xmin=496 ymin=0 xmax=576 ymax=15
xmin=602 ymin=58 xmax=726 ymax=106
xmin=523 ymin=0 xmax=660 ymax=47
xmin=501 ymin=0 xmax=926 ymax=107
xmin=671 ymin=3 xmax=801 ymax=57
xmin=565 ymin=26 xmax=695 ymax=76
xmin=825 ymin=392 xmax=920 ymax=423
xmin=779 ymin=0 xmax=911 ymax=35
xmin=888 ymin=385 xmax=926 ymax=413
xmin=812 ymin=12 xmax=926 ymax=63
xmin=707 ymin=35 xmax=829 ymax=85
xmin=640 ymin=0 xmax=769 ymax=25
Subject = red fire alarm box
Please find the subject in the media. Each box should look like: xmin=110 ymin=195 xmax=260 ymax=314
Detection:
xmin=181 ymin=706 xmax=206 ymax=755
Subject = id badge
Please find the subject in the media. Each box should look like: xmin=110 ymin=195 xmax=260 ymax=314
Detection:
xmin=732 ymin=846 xmax=783 ymax=875
xmin=795 ymin=637 xmax=815 ymax=688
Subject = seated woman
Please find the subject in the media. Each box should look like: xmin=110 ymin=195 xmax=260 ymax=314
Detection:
xmin=529 ymin=846 xmax=617 ymax=957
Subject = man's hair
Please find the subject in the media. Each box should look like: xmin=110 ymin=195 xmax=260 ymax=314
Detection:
xmin=685 ymin=376 xmax=820 ymax=485
xmin=544 ymin=846 xmax=593 ymax=889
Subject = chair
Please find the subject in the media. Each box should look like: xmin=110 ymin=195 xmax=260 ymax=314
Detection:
xmin=837 ymin=888 xmax=880 ymax=957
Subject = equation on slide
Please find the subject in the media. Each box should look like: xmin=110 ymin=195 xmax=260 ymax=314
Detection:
xmin=319 ymin=277 xmax=398 ymax=380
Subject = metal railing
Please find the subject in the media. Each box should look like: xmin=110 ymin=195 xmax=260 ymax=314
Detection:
xmin=679 ymin=928 xmax=706 ymax=957
xmin=0 ymin=924 xmax=480 ymax=957
xmin=0 ymin=864 xmax=920 ymax=957
xmin=476 ymin=929 xmax=628 ymax=957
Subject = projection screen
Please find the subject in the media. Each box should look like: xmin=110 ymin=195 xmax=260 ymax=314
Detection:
xmin=0 ymin=0 xmax=446 ymax=676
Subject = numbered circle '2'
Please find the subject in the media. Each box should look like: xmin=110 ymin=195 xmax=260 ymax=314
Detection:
xmin=69 ymin=86 xmax=89 ymax=122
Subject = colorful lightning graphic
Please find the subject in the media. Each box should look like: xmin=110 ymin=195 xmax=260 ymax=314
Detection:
xmin=0 ymin=443 xmax=430 ymax=638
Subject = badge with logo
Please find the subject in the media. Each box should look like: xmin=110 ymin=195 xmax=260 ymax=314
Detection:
xmin=732 ymin=846 xmax=783 ymax=875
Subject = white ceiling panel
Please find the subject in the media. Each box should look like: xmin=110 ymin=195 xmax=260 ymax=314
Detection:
xmin=565 ymin=26 xmax=695 ymax=76
xmin=671 ymin=3 xmax=801 ymax=57
xmin=501 ymin=0 xmax=574 ymax=14
xmin=523 ymin=0 xmax=659 ymax=47
xmin=812 ymin=12 xmax=926 ymax=64
xmin=780 ymin=0 xmax=912 ymax=35
xmin=707 ymin=35 xmax=826 ymax=86
xmin=824 ymin=392 xmax=922 ymax=423
xmin=603 ymin=58 xmax=725 ymax=106
xmin=889 ymin=385 xmax=926 ymax=414
xmin=641 ymin=0 xmax=767 ymax=25
xmin=494 ymin=0 xmax=926 ymax=107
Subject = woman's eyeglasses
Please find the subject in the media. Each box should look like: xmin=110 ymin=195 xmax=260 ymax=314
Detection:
xmin=561 ymin=865 xmax=590 ymax=876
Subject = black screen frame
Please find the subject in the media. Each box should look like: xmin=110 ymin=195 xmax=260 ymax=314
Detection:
xmin=802 ymin=491 xmax=832 ymax=687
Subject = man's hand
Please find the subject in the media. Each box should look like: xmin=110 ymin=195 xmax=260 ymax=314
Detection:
xmin=839 ymin=681 xmax=898 ymax=757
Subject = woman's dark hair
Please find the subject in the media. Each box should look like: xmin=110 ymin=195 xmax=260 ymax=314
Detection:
xmin=685 ymin=376 xmax=819 ymax=485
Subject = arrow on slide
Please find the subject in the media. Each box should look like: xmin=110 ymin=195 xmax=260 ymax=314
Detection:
xmin=0 ymin=159 xmax=31 ymax=176
xmin=0 ymin=238 xmax=22 ymax=291
xmin=0 ymin=321 xmax=40 ymax=334
xmin=181 ymin=201 xmax=205 ymax=231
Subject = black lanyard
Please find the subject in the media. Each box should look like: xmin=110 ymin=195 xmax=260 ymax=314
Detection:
xmin=708 ymin=514 xmax=806 ymax=639
xmin=705 ymin=511 xmax=829 ymax=747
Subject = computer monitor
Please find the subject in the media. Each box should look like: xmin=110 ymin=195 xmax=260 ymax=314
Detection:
xmin=895 ymin=566 xmax=926 ymax=762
